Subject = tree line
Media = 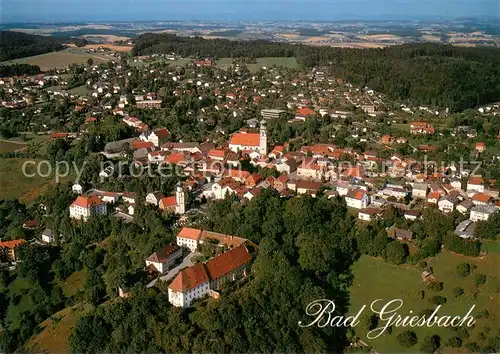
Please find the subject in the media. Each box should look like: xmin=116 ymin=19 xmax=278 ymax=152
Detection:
xmin=0 ymin=31 xmax=65 ymax=61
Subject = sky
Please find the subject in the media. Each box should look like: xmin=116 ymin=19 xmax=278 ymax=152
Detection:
xmin=2 ymin=0 xmax=499 ymax=22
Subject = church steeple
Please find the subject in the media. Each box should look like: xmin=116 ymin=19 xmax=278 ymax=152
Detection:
xmin=259 ymin=119 xmax=267 ymax=156
xmin=175 ymin=183 xmax=185 ymax=215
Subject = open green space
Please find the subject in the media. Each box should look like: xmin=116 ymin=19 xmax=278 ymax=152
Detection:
xmin=349 ymin=251 xmax=500 ymax=352
xmin=216 ymin=57 xmax=298 ymax=72
xmin=0 ymin=158 xmax=75 ymax=203
xmin=23 ymin=303 xmax=92 ymax=354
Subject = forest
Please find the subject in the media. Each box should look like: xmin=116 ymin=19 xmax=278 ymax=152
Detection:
xmin=0 ymin=63 xmax=40 ymax=77
xmin=0 ymin=31 xmax=65 ymax=61
xmin=133 ymin=34 xmax=500 ymax=111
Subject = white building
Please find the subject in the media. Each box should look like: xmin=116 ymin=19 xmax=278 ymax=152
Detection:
xmin=168 ymin=245 xmax=251 ymax=308
xmin=467 ymin=177 xmax=485 ymax=193
xmin=438 ymin=196 xmax=458 ymax=213
xmin=470 ymin=205 xmax=498 ymax=222
xmin=41 ymin=229 xmax=54 ymax=243
xmin=69 ymin=195 xmax=107 ymax=221
xmin=145 ymin=244 xmax=182 ymax=273
xmin=168 ymin=263 xmax=210 ymax=308
xmin=345 ymin=189 xmax=370 ymax=209
xmin=176 ymin=227 xmax=202 ymax=252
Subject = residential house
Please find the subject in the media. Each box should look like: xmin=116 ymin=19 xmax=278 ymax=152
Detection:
xmin=145 ymin=192 xmax=165 ymax=206
xmin=457 ymin=200 xmax=474 ymax=215
xmin=389 ymin=227 xmax=414 ymax=241
xmin=404 ymin=210 xmax=421 ymax=221
xmin=41 ymin=229 xmax=54 ymax=243
xmin=471 ymin=193 xmax=492 ymax=206
xmin=411 ymin=183 xmax=428 ymax=199
xmin=345 ymin=189 xmax=370 ymax=209
xmin=470 ymin=205 xmax=498 ymax=222
xmin=140 ymin=128 xmax=170 ymax=147
xmin=467 ymin=177 xmax=485 ymax=193
xmin=358 ymin=208 xmax=382 ymax=221
xmin=426 ymin=192 xmax=441 ymax=204
xmin=145 ymin=244 xmax=182 ymax=273
xmin=296 ymin=180 xmax=322 ymax=197
xmin=0 ymin=239 xmax=26 ymax=262
xmin=438 ymin=196 xmax=458 ymax=213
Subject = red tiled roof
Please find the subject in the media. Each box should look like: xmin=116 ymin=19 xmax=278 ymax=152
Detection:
xmin=154 ymin=128 xmax=170 ymax=138
xmin=296 ymin=107 xmax=315 ymax=117
xmin=346 ymin=189 xmax=365 ymax=200
xmin=204 ymin=245 xmax=251 ymax=281
xmin=160 ymin=196 xmax=176 ymax=207
xmin=169 ymin=263 xmax=209 ymax=292
xmin=230 ymin=133 xmax=260 ymax=147
xmin=71 ymin=195 xmax=103 ymax=208
xmin=208 ymin=149 xmax=226 ymax=158
xmin=0 ymin=239 xmax=26 ymax=249
xmin=427 ymin=192 xmax=441 ymax=200
xmin=51 ymin=132 xmax=68 ymax=139
xmin=177 ymin=227 xmax=202 ymax=241
xmin=131 ymin=140 xmax=154 ymax=150
xmin=472 ymin=193 xmax=491 ymax=203
xmin=468 ymin=177 xmax=484 ymax=185
xmin=165 ymin=153 xmax=185 ymax=164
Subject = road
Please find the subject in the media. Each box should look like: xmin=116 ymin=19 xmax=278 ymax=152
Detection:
xmin=146 ymin=251 xmax=201 ymax=288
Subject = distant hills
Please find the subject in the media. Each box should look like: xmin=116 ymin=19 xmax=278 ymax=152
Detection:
xmin=0 ymin=31 xmax=65 ymax=62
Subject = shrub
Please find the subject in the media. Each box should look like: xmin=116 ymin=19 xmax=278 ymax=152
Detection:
xmin=456 ymin=262 xmax=471 ymax=277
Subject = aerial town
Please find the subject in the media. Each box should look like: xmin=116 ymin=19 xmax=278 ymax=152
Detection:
xmin=0 ymin=31 xmax=499 ymax=353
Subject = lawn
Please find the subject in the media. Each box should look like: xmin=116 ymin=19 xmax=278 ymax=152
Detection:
xmin=5 ymin=278 xmax=33 ymax=330
xmin=59 ymin=269 xmax=88 ymax=298
xmin=2 ymin=48 xmax=116 ymax=71
xmin=349 ymin=252 xmax=500 ymax=353
xmin=23 ymin=303 xmax=92 ymax=354
xmin=67 ymin=85 xmax=91 ymax=96
xmin=0 ymin=158 xmax=76 ymax=203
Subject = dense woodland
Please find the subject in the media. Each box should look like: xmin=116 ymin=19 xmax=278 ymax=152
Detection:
xmin=0 ymin=31 xmax=65 ymax=61
xmin=133 ymin=34 xmax=500 ymax=112
xmin=0 ymin=63 xmax=40 ymax=77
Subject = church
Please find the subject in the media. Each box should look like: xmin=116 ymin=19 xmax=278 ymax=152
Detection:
xmin=228 ymin=120 xmax=267 ymax=156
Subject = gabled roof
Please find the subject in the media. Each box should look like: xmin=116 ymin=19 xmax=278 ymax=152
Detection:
xmin=147 ymin=244 xmax=180 ymax=263
xmin=160 ymin=196 xmax=176 ymax=207
xmin=229 ymin=133 xmax=260 ymax=147
xmin=71 ymin=195 xmax=103 ymax=208
xmin=204 ymin=245 xmax=251 ymax=281
xmin=472 ymin=193 xmax=491 ymax=203
xmin=346 ymin=189 xmax=366 ymax=200
xmin=177 ymin=227 xmax=202 ymax=241
xmin=169 ymin=263 xmax=209 ymax=292
xmin=0 ymin=239 xmax=26 ymax=249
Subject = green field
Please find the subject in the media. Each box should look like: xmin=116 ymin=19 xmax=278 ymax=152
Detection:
xmin=67 ymin=85 xmax=91 ymax=96
xmin=349 ymin=252 xmax=500 ymax=353
xmin=5 ymin=278 xmax=33 ymax=330
xmin=0 ymin=158 xmax=75 ymax=203
xmin=216 ymin=57 xmax=298 ymax=72
xmin=59 ymin=269 xmax=88 ymax=298
xmin=2 ymin=48 xmax=117 ymax=71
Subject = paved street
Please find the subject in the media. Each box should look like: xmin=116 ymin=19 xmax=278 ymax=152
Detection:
xmin=146 ymin=251 xmax=201 ymax=288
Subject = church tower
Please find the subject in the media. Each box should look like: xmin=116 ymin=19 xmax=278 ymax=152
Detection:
xmin=259 ymin=119 xmax=267 ymax=156
xmin=175 ymin=183 xmax=186 ymax=214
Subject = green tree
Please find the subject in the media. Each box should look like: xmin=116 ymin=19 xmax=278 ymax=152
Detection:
xmin=397 ymin=330 xmax=418 ymax=347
